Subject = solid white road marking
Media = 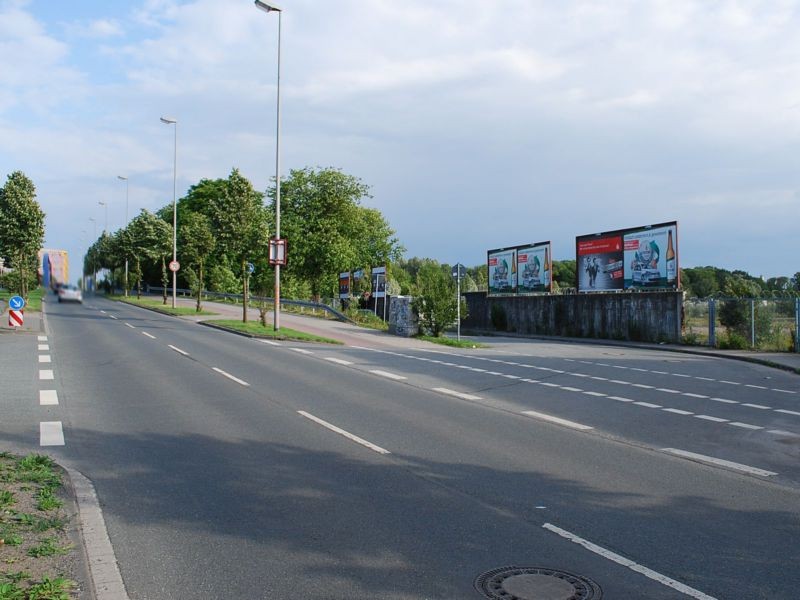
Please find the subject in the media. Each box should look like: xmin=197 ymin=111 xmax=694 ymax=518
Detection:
xmin=742 ymin=403 xmax=771 ymax=410
xmin=694 ymin=415 xmax=728 ymax=422
xmin=542 ymin=523 xmax=718 ymax=600
xmin=168 ymin=345 xmax=189 ymax=356
xmin=38 ymin=344 xmax=49 ymax=351
xmin=324 ymin=357 xmax=353 ymax=366
xmin=369 ymin=369 xmax=407 ymax=381
xmin=729 ymin=422 xmax=763 ymax=430
xmin=39 ymin=370 xmax=54 ymax=380
xmin=212 ymin=367 xmax=250 ymax=386
xmin=39 ymin=390 xmax=58 ymax=406
xmin=37 ymin=335 xmax=47 ymax=341
xmin=40 ymin=421 xmax=65 ymax=446
xmin=297 ymin=410 xmax=391 ymax=454
xmin=291 ymin=348 xmax=313 ymax=355
xmin=141 ymin=332 xmax=156 ymax=339
xmin=662 ymin=448 xmax=777 ymax=477
xmin=776 ymin=409 xmax=800 ymax=417
xmin=521 ymin=410 xmax=593 ymax=431
xmin=260 ymin=339 xmax=281 ymax=346
xmin=663 ymin=408 xmax=693 ymax=415
xmin=38 ymin=355 xmax=51 ymax=363
xmin=125 ymin=323 xmax=135 ymax=329
xmin=432 ymin=387 xmax=483 ymax=401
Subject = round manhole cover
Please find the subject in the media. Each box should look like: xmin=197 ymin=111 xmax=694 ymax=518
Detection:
xmin=475 ymin=567 xmax=602 ymax=600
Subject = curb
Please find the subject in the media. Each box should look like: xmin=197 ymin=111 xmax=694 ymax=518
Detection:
xmin=461 ymin=329 xmax=800 ymax=376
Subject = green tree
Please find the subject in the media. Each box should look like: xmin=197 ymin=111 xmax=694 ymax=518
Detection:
xmin=212 ymin=168 xmax=268 ymax=322
xmin=125 ymin=210 xmax=173 ymax=299
xmin=276 ymin=167 xmax=403 ymax=301
xmin=0 ymin=171 xmax=46 ymax=297
xmin=179 ymin=212 xmax=216 ymax=312
xmin=411 ymin=261 xmax=465 ymax=336
xmin=552 ymin=260 xmax=576 ymax=289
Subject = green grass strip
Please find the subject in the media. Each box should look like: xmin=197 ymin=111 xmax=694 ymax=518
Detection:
xmin=0 ymin=287 xmax=44 ymax=311
xmin=110 ymin=295 xmax=218 ymax=316
xmin=416 ymin=335 xmax=488 ymax=348
xmin=207 ymin=319 xmax=343 ymax=344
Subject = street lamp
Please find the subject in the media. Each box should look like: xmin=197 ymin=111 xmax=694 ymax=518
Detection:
xmin=254 ymin=0 xmax=283 ymax=331
xmin=98 ymin=201 xmax=108 ymax=234
xmin=160 ymin=116 xmax=178 ymax=309
xmin=89 ymin=218 xmax=97 ymax=293
xmin=117 ymin=176 xmax=130 ymax=296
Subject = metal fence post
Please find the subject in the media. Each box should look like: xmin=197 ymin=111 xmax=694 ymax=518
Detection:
xmin=708 ymin=298 xmax=716 ymax=348
xmin=750 ymin=298 xmax=756 ymax=349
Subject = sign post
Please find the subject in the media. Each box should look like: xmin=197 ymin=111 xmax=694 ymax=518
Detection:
xmin=451 ymin=264 xmax=466 ymax=341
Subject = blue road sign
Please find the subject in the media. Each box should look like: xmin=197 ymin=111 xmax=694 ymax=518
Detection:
xmin=247 ymin=262 xmax=255 ymax=275
xmin=9 ymin=295 xmax=25 ymax=310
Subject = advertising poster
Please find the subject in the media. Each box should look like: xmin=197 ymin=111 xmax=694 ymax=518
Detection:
xmin=623 ymin=223 xmax=678 ymax=289
xmin=576 ymin=235 xmax=624 ymax=292
xmin=487 ymin=248 xmax=517 ymax=295
xmin=338 ymin=272 xmax=350 ymax=299
xmin=371 ymin=266 xmax=386 ymax=298
xmin=517 ymin=242 xmax=552 ymax=293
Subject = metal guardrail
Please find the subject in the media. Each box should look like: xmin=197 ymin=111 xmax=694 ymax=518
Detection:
xmin=146 ymin=286 xmax=354 ymax=323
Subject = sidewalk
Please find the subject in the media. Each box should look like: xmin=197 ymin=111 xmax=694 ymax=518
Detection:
xmin=121 ymin=294 xmax=800 ymax=376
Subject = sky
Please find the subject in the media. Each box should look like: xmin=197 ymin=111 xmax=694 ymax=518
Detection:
xmin=1 ymin=0 xmax=799 ymax=282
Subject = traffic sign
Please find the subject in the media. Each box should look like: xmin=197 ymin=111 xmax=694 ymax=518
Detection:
xmin=8 ymin=309 xmax=23 ymax=327
xmin=169 ymin=260 xmax=180 ymax=273
xmin=247 ymin=262 xmax=255 ymax=275
xmin=451 ymin=264 xmax=467 ymax=279
xmin=9 ymin=295 xmax=25 ymax=310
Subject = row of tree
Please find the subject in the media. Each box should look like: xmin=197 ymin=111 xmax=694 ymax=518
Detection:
xmin=86 ymin=167 xmax=404 ymax=322
xmin=0 ymin=172 xmax=46 ymax=298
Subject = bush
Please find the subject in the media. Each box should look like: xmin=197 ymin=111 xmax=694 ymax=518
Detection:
xmin=490 ymin=303 xmax=507 ymax=331
xmin=718 ymin=331 xmax=749 ymax=350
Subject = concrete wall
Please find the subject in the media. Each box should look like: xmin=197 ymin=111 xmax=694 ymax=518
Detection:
xmin=463 ymin=291 xmax=683 ymax=343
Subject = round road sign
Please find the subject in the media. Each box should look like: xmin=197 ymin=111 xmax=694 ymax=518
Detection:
xmin=9 ymin=295 xmax=25 ymax=310
xmin=169 ymin=260 xmax=180 ymax=272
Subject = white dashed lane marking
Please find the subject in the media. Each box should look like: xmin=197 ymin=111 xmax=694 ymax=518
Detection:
xmin=38 ymin=355 xmax=51 ymax=363
xmin=433 ymin=387 xmax=483 ymax=401
xmin=37 ymin=335 xmax=47 ymax=341
xmin=211 ymin=367 xmax=250 ymax=387
xmin=168 ymin=345 xmax=189 ymax=356
xmin=142 ymin=332 xmax=156 ymax=339
xmin=297 ymin=410 xmax=391 ymax=455
xmin=38 ymin=344 xmax=49 ymax=351
xmin=39 ymin=370 xmax=54 ymax=380
xmin=521 ymin=410 xmax=594 ymax=431
xmin=291 ymin=348 xmax=313 ymax=355
xmin=369 ymin=369 xmax=407 ymax=381
xmin=125 ymin=323 xmax=135 ymax=329
xmin=662 ymin=448 xmax=777 ymax=477
xmin=40 ymin=421 xmax=65 ymax=446
xmin=39 ymin=390 xmax=58 ymax=406
xmin=324 ymin=357 xmax=353 ymax=366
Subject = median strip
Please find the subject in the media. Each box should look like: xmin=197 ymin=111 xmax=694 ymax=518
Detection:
xmin=297 ymin=410 xmax=391 ymax=455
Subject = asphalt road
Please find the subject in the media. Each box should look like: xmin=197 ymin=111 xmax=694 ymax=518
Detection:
xmin=3 ymin=295 xmax=799 ymax=599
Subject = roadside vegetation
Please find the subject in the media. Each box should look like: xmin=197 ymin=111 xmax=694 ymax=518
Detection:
xmin=207 ymin=319 xmax=342 ymax=344
xmin=0 ymin=288 xmax=44 ymax=313
xmin=0 ymin=453 xmax=79 ymax=599
xmin=416 ymin=335 xmax=487 ymax=349
xmin=110 ymin=294 xmax=218 ymax=316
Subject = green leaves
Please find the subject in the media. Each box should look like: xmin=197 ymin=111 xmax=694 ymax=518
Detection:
xmin=0 ymin=171 xmax=45 ymax=296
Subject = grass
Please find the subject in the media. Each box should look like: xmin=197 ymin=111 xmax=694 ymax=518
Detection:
xmin=0 ymin=288 xmax=44 ymax=312
xmin=110 ymin=294 xmax=218 ymax=316
xmin=0 ymin=453 xmax=78 ymax=598
xmin=207 ymin=319 xmax=343 ymax=344
xmin=416 ymin=335 xmax=488 ymax=349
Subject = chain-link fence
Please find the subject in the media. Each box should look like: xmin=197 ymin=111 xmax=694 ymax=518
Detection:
xmin=684 ymin=297 xmax=800 ymax=352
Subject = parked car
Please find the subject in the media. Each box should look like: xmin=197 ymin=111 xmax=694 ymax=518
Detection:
xmin=58 ymin=285 xmax=83 ymax=303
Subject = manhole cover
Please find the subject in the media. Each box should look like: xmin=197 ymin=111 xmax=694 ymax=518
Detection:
xmin=475 ymin=566 xmax=601 ymax=599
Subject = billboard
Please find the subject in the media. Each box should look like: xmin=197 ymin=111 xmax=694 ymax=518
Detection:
xmin=339 ymin=272 xmax=350 ymax=299
xmin=371 ymin=266 xmax=386 ymax=298
xmin=487 ymin=247 xmax=517 ymax=295
xmin=576 ymin=222 xmax=678 ymax=293
xmin=517 ymin=242 xmax=552 ymax=293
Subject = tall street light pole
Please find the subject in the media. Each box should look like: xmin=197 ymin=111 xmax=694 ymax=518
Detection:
xmin=98 ymin=201 xmax=108 ymax=234
xmin=117 ymin=175 xmax=129 ymax=296
xmin=160 ymin=116 xmax=178 ymax=309
xmin=89 ymin=218 xmax=97 ymax=293
xmin=254 ymin=0 xmax=282 ymax=331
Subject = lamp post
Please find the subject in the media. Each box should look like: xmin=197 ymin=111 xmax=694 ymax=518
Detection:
xmin=117 ymin=175 xmax=129 ymax=296
xmin=89 ymin=218 xmax=97 ymax=293
xmin=98 ymin=201 xmax=108 ymax=234
xmin=254 ymin=0 xmax=282 ymax=331
xmin=160 ymin=116 xmax=178 ymax=309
